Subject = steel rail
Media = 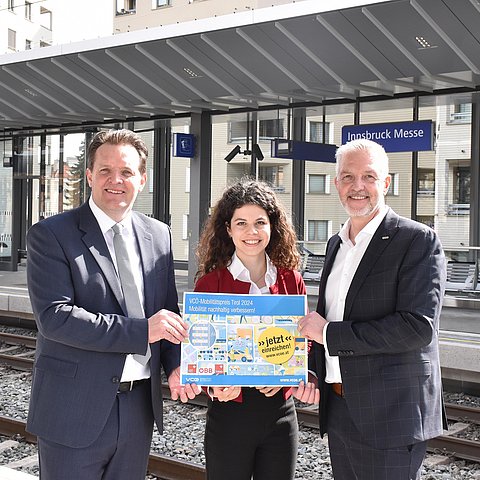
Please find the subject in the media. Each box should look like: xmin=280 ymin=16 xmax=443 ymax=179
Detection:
xmin=0 ymin=416 xmax=207 ymax=479
xmin=0 ymin=353 xmax=34 ymax=370
xmin=428 ymin=435 xmax=480 ymax=463
xmin=0 ymin=332 xmax=36 ymax=348
xmin=2 ymin=354 xmax=480 ymax=427
xmin=445 ymin=403 xmax=480 ymax=424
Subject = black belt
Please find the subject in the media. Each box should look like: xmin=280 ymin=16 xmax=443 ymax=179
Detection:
xmin=117 ymin=378 xmax=149 ymax=393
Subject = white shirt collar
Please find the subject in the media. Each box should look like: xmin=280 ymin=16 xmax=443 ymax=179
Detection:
xmin=339 ymin=205 xmax=389 ymax=244
xmin=88 ymin=196 xmax=133 ymax=235
xmin=228 ymin=251 xmax=277 ymax=287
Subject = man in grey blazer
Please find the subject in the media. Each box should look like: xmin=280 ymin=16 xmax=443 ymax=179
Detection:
xmin=296 ymin=139 xmax=446 ymax=479
xmin=26 ymin=129 xmax=200 ymax=479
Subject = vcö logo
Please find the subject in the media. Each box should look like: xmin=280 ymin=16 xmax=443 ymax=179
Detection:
xmin=185 ymin=377 xmax=200 ymax=382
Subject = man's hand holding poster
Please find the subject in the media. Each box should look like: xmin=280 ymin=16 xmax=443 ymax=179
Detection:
xmin=180 ymin=292 xmax=307 ymax=386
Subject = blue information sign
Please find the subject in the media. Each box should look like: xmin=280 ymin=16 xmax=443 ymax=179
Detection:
xmin=173 ymin=133 xmax=196 ymax=158
xmin=342 ymin=120 xmax=434 ymax=152
xmin=271 ymin=139 xmax=337 ymax=162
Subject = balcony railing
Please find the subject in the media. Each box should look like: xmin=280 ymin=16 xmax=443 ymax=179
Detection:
xmin=447 ymin=204 xmax=470 ymax=215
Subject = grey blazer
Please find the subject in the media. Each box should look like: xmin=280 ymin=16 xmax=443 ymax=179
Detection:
xmin=26 ymin=202 xmax=180 ymax=448
xmin=311 ymin=209 xmax=447 ymax=449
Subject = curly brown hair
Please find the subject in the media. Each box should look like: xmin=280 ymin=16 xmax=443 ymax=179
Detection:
xmin=196 ymin=179 xmax=300 ymax=279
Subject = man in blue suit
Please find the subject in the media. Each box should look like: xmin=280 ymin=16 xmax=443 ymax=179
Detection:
xmin=296 ymin=139 xmax=446 ymax=479
xmin=26 ymin=129 xmax=200 ymax=479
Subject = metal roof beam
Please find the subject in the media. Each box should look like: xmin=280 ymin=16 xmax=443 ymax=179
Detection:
xmin=236 ymin=28 xmax=310 ymax=92
xmin=77 ymin=53 xmax=155 ymax=109
xmin=411 ymin=0 xmax=480 ymax=75
xmin=105 ymin=49 xmax=177 ymax=103
xmin=362 ymin=7 xmax=475 ymax=90
xmin=200 ymin=33 xmax=273 ymax=95
xmin=166 ymin=39 xmax=240 ymax=98
xmin=135 ymin=44 xmax=211 ymax=103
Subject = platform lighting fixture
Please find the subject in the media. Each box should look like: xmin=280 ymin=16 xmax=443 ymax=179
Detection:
xmin=183 ymin=67 xmax=200 ymax=78
xmin=415 ymin=35 xmax=436 ymax=49
xmin=224 ymin=144 xmax=264 ymax=162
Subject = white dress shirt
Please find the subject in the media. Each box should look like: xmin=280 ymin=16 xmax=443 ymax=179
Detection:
xmin=89 ymin=197 xmax=150 ymax=381
xmin=227 ymin=251 xmax=277 ymax=295
xmin=324 ymin=205 xmax=389 ymax=383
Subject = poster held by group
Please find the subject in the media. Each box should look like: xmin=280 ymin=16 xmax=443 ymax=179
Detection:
xmin=180 ymin=292 xmax=307 ymax=386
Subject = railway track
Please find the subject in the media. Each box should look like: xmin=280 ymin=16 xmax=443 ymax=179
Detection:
xmin=2 ymin=332 xmax=480 ymax=466
xmin=0 ymin=415 xmax=206 ymax=480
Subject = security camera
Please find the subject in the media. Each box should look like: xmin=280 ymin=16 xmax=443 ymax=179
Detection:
xmin=225 ymin=145 xmax=241 ymax=162
xmin=252 ymin=143 xmax=264 ymax=161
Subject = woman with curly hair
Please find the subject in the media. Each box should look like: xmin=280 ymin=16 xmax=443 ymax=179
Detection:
xmin=195 ymin=178 xmax=306 ymax=480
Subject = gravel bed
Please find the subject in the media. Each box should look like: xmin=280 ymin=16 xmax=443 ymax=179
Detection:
xmin=0 ymin=364 xmax=480 ymax=479
xmin=0 ymin=325 xmax=37 ymax=337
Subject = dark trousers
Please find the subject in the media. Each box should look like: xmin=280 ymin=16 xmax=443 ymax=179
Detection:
xmin=38 ymin=380 xmax=154 ymax=480
xmin=205 ymin=388 xmax=298 ymax=480
xmin=327 ymin=391 xmax=427 ymax=480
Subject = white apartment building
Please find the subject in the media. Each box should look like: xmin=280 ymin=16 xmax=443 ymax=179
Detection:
xmin=0 ymin=0 xmax=53 ymax=54
xmin=113 ymin=0 xmax=309 ymax=32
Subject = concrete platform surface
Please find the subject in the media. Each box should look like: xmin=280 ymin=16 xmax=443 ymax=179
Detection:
xmin=0 ymin=466 xmax=37 ymax=479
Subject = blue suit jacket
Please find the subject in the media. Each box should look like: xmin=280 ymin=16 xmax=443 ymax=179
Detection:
xmin=311 ymin=209 xmax=447 ymax=449
xmin=26 ymin=202 xmax=180 ymax=448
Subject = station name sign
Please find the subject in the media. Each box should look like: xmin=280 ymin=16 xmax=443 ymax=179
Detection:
xmin=271 ymin=139 xmax=337 ymax=162
xmin=342 ymin=120 xmax=434 ymax=152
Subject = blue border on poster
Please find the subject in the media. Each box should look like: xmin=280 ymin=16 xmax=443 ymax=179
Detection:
xmin=180 ymin=292 xmax=308 ymax=386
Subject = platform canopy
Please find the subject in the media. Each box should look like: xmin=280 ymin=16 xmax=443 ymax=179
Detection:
xmin=1 ymin=0 xmax=480 ymax=130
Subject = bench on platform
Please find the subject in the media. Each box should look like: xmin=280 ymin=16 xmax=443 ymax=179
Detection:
xmin=301 ymin=254 xmax=325 ymax=282
xmin=445 ymin=261 xmax=477 ymax=292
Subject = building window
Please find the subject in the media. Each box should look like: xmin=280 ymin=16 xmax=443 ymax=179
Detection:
xmin=8 ymin=29 xmax=16 ymax=51
xmin=185 ymin=167 xmax=190 ymax=193
xmin=308 ymin=220 xmax=329 ymax=242
xmin=182 ymin=214 xmax=189 ymax=240
xmin=386 ymin=172 xmax=399 ymax=196
xmin=449 ymin=103 xmax=471 ymax=124
xmin=40 ymin=7 xmax=52 ymax=30
xmin=417 ymin=169 xmax=435 ymax=195
xmin=116 ymin=0 xmax=136 ymax=15
xmin=25 ymin=1 xmax=31 ymax=20
xmin=8 ymin=0 xmax=14 ymax=12
xmin=309 ymin=121 xmax=330 ymax=143
xmin=454 ymin=166 xmax=470 ymax=204
xmin=258 ymin=165 xmax=284 ymax=192
xmin=25 ymin=39 xmax=32 ymax=50
xmin=308 ymin=174 xmax=330 ymax=194
xmin=258 ymin=119 xmax=285 ymax=141
xmin=153 ymin=0 xmax=170 ymax=7
xmin=229 ymin=119 xmax=285 ymax=143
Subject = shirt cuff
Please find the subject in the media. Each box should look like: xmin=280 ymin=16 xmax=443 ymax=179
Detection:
xmin=323 ymin=321 xmax=330 ymax=355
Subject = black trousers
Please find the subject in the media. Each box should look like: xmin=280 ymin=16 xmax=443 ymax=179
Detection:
xmin=204 ymin=388 xmax=298 ymax=480
xmin=327 ymin=391 xmax=428 ymax=480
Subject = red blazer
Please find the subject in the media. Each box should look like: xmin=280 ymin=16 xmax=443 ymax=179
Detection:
xmin=195 ymin=267 xmax=307 ymax=402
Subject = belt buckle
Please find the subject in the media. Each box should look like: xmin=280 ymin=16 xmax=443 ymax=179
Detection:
xmin=118 ymin=380 xmax=135 ymax=393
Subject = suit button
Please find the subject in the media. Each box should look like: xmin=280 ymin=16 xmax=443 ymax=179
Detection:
xmin=112 ymin=376 xmax=120 ymax=384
